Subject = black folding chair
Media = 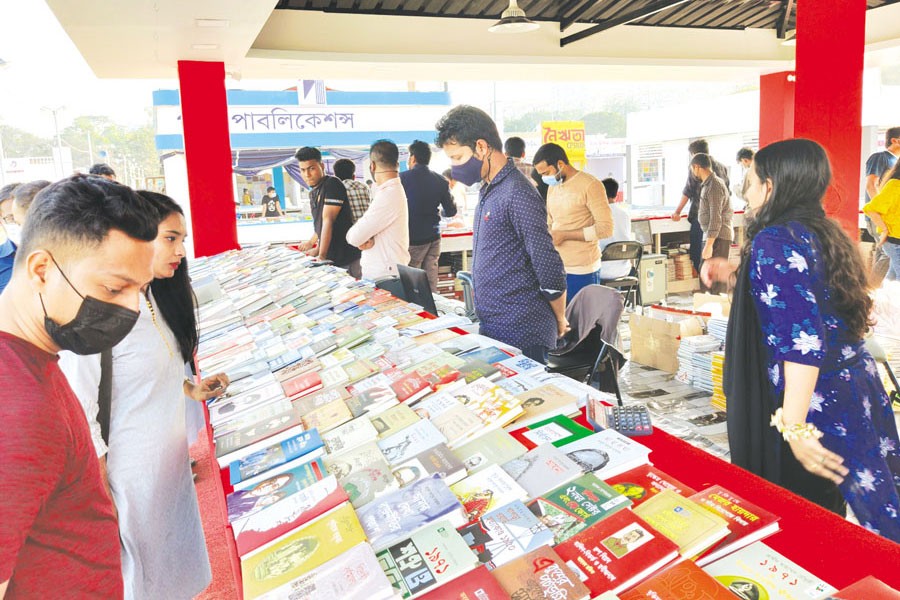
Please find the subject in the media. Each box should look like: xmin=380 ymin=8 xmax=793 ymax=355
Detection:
xmin=600 ymin=241 xmax=644 ymax=308
xmin=548 ymin=285 xmax=626 ymax=406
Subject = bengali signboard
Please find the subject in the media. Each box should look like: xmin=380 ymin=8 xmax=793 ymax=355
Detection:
xmin=541 ymin=120 xmax=586 ymax=168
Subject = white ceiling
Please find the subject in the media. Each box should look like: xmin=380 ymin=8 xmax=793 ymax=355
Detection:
xmin=45 ymin=0 xmax=900 ymax=82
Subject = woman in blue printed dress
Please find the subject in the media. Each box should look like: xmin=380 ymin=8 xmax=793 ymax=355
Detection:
xmin=704 ymin=138 xmax=900 ymax=543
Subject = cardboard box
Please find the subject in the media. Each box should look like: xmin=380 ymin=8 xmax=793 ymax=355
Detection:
xmin=693 ymin=292 xmax=731 ymax=318
xmin=629 ymin=311 xmax=705 ymax=373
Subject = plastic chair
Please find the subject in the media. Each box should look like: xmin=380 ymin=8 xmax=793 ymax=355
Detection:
xmin=600 ymin=241 xmax=643 ymax=308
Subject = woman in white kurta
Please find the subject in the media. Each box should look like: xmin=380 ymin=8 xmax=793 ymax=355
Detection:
xmin=60 ymin=191 xmax=228 ymax=599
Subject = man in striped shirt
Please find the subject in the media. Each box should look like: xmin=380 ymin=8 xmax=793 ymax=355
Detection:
xmin=692 ymin=153 xmax=733 ymax=294
xmin=333 ymin=158 xmax=372 ymax=224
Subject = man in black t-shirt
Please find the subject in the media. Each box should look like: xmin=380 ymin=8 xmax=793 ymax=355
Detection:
xmin=294 ymin=147 xmax=361 ymax=278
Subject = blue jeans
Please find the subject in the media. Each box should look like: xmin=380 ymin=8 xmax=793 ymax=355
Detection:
xmin=521 ymin=345 xmax=549 ymax=365
xmin=566 ymin=270 xmax=602 ymax=304
xmin=883 ymin=240 xmax=900 ymax=281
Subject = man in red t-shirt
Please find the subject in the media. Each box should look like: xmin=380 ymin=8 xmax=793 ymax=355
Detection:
xmin=0 ymin=176 xmax=158 ymax=598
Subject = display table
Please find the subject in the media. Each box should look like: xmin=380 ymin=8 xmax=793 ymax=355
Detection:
xmin=193 ymin=404 xmax=899 ymax=599
xmin=439 ymin=229 xmax=474 ymax=269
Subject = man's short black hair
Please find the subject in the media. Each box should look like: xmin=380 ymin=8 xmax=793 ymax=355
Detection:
xmin=333 ymin=158 xmax=356 ymax=180
xmin=442 ymin=168 xmax=453 ymax=181
xmin=294 ymin=146 xmax=322 ymax=163
xmin=504 ymin=136 xmax=527 ymax=158
xmin=88 ymin=163 xmax=116 ymax=177
xmin=602 ymin=177 xmax=619 ymax=200
xmin=690 ymin=153 xmax=712 ymax=169
xmin=736 ymin=147 xmax=754 ymax=162
xmin=266 ymin=186 xmax=276 ymax=193
xmin=886 ymin=127 xmax=900 ymax=146
xmin=435 ymin=105 xmax=503 ymax=152
xmin=533 ymin=143 xmax=570 ymax=168
xmin=370 ymin=139 xmax=399 ymax=168
xmin=408 ymin=140 xmax=432 ymax=166
xmin=688 ymin=139 xmax=709 ymax=155
xmin=15 ymin=175 xmax=159 ymax=269
xmin=1 ymin=183 xmax=22 ymax=202
xmin=13 ymin=180 xmax=51 ymax=214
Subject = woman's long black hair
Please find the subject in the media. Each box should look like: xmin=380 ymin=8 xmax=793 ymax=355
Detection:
xmin=743 ymin=139 xmax=873 ymax=339
xmin=137 ymin=191 xmax=198 ymax=365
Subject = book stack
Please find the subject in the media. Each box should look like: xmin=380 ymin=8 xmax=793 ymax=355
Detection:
xmin=436 ymin=265 xmax=461 ymax=301
xmin=707 ymin=316 xmax=729 ymax=344
xmin=711 ymin=351 xmax=726 ymax=411
xmin=190 ymin=244 xmax=826 ymax=599
xmin=676 ymin=335 xmax=722 ymax=388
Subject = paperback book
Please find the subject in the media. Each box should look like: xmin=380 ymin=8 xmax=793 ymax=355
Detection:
xmin=391 ymin=442 xmax=468 ymax=487
xmin=633 ymin=489 xmax=730 ymax=558
xmin=508 ymin=414 xmax=593 ymax=450
xmin=491 ymin=546 xmax=590 ymax=600
xmin=500 ymin=443 xmax=583 ymax=499
xmin=228 ymin=429 xmax=325 ymax=487
xmin=605 ymin=465 xmax=697 ymax=508
xmin=451 ymin=464 xmax=529 ymax=522
xmin=457 ymin=499 xmax=554 ymax=569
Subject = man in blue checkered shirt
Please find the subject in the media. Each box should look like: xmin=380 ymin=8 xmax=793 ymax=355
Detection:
xmin=436 ymin=106 xmax=568 ymax=364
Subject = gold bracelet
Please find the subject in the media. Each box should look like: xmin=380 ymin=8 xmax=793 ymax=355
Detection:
xmin=770 ymin=408 xmax=823 ymax=442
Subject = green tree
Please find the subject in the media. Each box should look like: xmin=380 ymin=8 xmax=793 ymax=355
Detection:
xmin=0 ymin=124 xmax=52 ymax=158
xmin=581 ymin=111 xmax=626 ymax=137
xmin=60 ymin=115 xmax=161 ymax=186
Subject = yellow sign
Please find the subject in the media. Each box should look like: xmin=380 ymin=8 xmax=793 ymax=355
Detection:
xmin=541 ymin=120 xmax=586 ymax=168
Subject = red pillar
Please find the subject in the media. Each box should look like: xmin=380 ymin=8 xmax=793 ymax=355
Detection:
xmin=758 ymin=71 xmax=795 ymax=148
xmin=177 ymin=61 xmax=239 ymax=257
xmin=793 ymin=0 xmax=866 ymax=238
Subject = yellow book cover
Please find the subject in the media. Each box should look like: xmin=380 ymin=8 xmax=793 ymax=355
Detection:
xmin=240 ymin=502 xmax=365 ymax=599
xmin=301 ymin=399 xmax=353 ymax=434
xmin=633 ymin=489 xmax=729 ymax=558
xmin=469 ymin=386 xmax=524 ymax=429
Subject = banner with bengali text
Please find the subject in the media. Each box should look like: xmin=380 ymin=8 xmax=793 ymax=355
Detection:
xmin=541 ymin=120 xmax=586 ymax=168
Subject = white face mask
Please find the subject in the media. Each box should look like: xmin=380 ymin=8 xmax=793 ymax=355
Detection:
xmin=3 ymin=223 xmax=21 ymax=246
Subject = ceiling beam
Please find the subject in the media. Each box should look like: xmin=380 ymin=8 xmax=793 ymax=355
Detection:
xmin=777 ymin=0 xmax=794 ymax=39
xmin=560 ymin=0 xmax=692 ymax=47
xmin=558 ymin=0 xmax=594 ymax=32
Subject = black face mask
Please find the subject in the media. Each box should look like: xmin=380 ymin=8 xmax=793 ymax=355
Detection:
xmin=41 ymin=254 xmax=140 ymax=355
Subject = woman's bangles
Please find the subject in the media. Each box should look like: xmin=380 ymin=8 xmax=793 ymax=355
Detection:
xmin=770 ymin=408 xmax=824 ymax=442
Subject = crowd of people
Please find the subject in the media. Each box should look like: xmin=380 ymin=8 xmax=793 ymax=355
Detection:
xmin=0 ymin=107 xmax=898 ymax=599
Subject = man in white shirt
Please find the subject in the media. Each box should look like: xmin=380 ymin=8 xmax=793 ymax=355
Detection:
xmin=598 ymin=178 xmax=634 ymax=280
xmin=346 ymin=140 xmax=410 ymax=280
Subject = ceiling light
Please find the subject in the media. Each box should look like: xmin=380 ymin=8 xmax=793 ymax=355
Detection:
xmin=192 ymin=44 xmax=219 ymax=50
xmin=196 ymin=19 xmax=229 ymax=28
xmin=488 ymin=0 xmax=540 ymax=34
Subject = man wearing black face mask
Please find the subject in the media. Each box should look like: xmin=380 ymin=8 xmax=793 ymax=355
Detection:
xmin=0 ymin=175 xmax=158 ymax=598
xmin=435 ymin=105 xmax=568 ymax=365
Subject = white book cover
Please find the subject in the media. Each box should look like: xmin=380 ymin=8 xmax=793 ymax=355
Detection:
xmin=559 ymin=429 xmax=652 ymax=479
xmin=321 ymin=416 xmax=378 ymax=455
xmin=450 ymin=464 xmax=529 ymax=522
xmin=377 ymin=419 xmax=447 ymax=466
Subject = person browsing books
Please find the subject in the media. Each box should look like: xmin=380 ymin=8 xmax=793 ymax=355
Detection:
xmin=863 ymin=159 xmax=900 ymax=281
xmin=59 ymin=191 xmax=229 ymax=599
xmin=345 ymin=140 xmax=411 ymax=280
xmin=0 ymin=175 xmax=160 ymax=598
xmin=703 ymin=139 xmax=900 ymax=543
xmin=436 ymin=105 xmax=568 ymax=364
xmin=294 ymin=146 xmax=362 ymax=278
xmin=534 ymin=142 xmax=612 ymax=301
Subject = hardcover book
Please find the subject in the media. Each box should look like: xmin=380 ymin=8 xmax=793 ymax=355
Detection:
xmin=689 ymin=485 xmax=781 ymax=567
xmin=357 ymin=474 xmax=468 ymax=550
xmin=228 ymin=429 xmax=325 ymax=487
xmin=377 ymin=419 xmax=448 ymax=466
xmin=257 ymin=542 xmax=396 ymax=600
xmin=554 ymin=509 xmax=681 ymax=597
xmin=619 ymin=559 xmax=734 ymax=600
xmin=390 ymin=371 xmax=433 ymax=404
xmin=392 ymin=442 xmax=468 ymax=487
xmin=703 ymin=542 xmax=837 ymax=599
xmin=500 ymin=444 xmax=583 ymax=499
xmin=633 ymin=489 xmax=730 ymax=558
xmin=458 ymin=499 xmax=554 ymax=569
xmin=292 ymin=386 xmax=351 ymax=417
xmin=320 ymin=415 xmax=379 ymax=455
xmin=558 ymin=429 xmax=652 ymax=479
xmin=232 ymin=475 xmax=349 ymax=556
xmin=452 ymin=429 xmax=528 ymax=475
xmin=322 ymin=442 xmax=398 ymax=507
xmin=605 ymin=465 xmax=697 ymax=508
xmin=371 ymin=403 xmax=421 ymax=439
xmin=214 ymin=408 xmax=304 ymax=467
xmin=508 ymin=414 xmax=593 ymax=450
xmin=451 ymin=464 xmax=529 ymax=522
xmin=527 ymin=473 xmax=632 ymax=544
xmin=346 ymin=385 xmax=400 ymax=418
xmin=417 ymin=565 xmax=511 ymax=600
xmin=375 ymin=521 xmax=480 ymax=599
xmin=240 ymin=502 xmax=366 ymax=600
xmin=280 ymin=370 xmax=324 ymax=398
xmin=491 ymin=546 xmax=590 ymax=600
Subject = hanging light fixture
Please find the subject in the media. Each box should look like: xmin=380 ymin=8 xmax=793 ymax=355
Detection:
xmin=488 ymin=0 xmax=540 ymax=34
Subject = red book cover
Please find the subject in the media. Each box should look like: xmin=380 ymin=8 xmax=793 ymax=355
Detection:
xmin=281 ymin=371 xmax=323 ymax=398
xmin=832 ymin=576 xmax=900 ymax=599
xmin=232 ymin=476 xmax=348 ymax=557
xmin=688 ymin=485 xmax=781 ymax=567
xmin=418 ymin=565 xmax=511 ymax=600
xmin=619 ymin=559 xmax=734 ymax=599
xmin=605 ymin=465 xmax=698 ymax=508
xmin=553 ymin=509 xmax=680 ymax=596
xmin=390 ymin=371 xmax=430 ymax=403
